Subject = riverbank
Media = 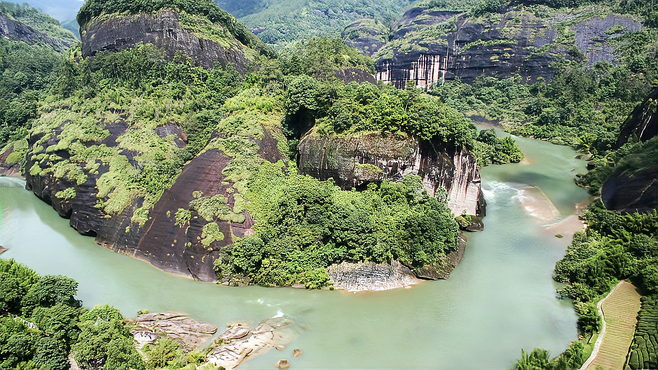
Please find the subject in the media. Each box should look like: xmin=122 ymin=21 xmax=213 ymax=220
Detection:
xmin=328 ymin=232 xmax=468 ymax=292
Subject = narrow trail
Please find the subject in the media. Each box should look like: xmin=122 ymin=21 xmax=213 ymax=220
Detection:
xmin=581 ymin=281 xmax=642 ymax=370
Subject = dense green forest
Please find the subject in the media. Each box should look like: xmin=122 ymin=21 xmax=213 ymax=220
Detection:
xmin=0 ymin=259 xmax=215 ymax=369
xmin=0 ymin=259 xmax=144 ymax=370
xmin=0 ymin=2 xmax=76 ymax=149
xmin=228 ymin=0 xmax=416 ymax=46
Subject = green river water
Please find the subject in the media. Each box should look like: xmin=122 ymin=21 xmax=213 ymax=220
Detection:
xmin=0 ymin=135 xmax=591 ymax=369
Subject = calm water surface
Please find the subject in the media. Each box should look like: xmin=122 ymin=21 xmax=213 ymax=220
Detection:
xmin=0 ymin=135 xmax=590 ymax=369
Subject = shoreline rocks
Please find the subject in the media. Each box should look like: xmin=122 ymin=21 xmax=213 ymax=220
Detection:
xmin=207 ymin=316 xmax=303 ymax=370
xmin=127 ymin=312 xmax=218 ymax=351
xmin=328 ymin=232 xmax=468 ymax=291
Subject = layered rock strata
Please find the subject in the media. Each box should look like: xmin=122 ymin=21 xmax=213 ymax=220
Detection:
xmin=25 ymin=122 xmax=286 ymax=281
xmin=129 ymin=312 xmax=218 ymax=351
xmin=207 ymin=316 xmax=302 ymax=370
xmin=372 ymin=7 xmax=642 ymax=87
xmin=328 ymin=232 xmax=468 ymax=291
xmin=298 ymin=132 xmax=484 ymax=217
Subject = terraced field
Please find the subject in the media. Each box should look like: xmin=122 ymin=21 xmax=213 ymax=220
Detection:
xmin=585 ymin=281 xmax=642 ymax=370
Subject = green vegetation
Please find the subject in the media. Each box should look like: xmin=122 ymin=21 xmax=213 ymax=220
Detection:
xmin=215 ymin=165 xmax=458 ymax=288
xmin=77 ymin=0 xmax=273 ymax=57
xmin=512 ymin=342 xmax=585 ymax=370
xmin=284 ymin=77 xmax=474 ymax=146
xmin=0 ymin=259 xmax=142 ymax=370
xmin=554 ymin=203 xmax=658 ymax=334
xmin=0 ymin=3 xmax=77 ymax=50
xmin=627 ymin=294 xmax=658 ymax=370
xmin=0 ymin=2 xmax=75 ymax=150
xmin=577 ymin=136 xmax=658 ymax=194
xmin=231 ymin=0 xmax=415 ymax=46
xmin=278 ymin=37 xmax=375 ymax=78
xmin=470 ymin=128 xmax=524 ymax=166
xmin=27 ymin=43 xmax=245 ymax=219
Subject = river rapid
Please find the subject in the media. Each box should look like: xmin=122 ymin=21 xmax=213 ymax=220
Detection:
xmin=0 ymin=134 xmax=591 ymax=369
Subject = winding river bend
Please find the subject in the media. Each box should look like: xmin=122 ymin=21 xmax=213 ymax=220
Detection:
xmin=0 ymin=134 xmax=591 ymax=369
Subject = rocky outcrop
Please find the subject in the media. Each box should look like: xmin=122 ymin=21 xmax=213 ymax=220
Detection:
xmin=327 ymin=232 xmax=467 ymax=291
xmin=371 ymin=7 xmax=642 ymax=87
xmin=614 ymin=88 xmax=657 ymax=149
xmin=25 ymin=118 xmax=286 ymax=281
xmin=207 ymin=316 xmax=303 ymax=370
xmin=601 ymin=89 xmax=657 ymax=214
xmin=128 ymin=312 xmax=218 ymax=351
xmin=0 ymin=146 xmax=21 ymax=177
xmin=80 ymin=9 xmax=251 ymax=73
xmin=0 ymin=13 xmax=76 ymax=52
xmin=298 ymin=132 xmax=484 ymax=217
xmin=342 ymin=19 xmax=389 ymax=57
xmin=601 ymin=166 xmax=657 ymax=214
xmin=327 ymin=260 xmax=421 ymax=291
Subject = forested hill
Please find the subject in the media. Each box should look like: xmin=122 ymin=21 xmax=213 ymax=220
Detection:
xmin=0 ymin=2 xmax=76 ymax=173
xmin=0 ymin=2 xmax=77 ymax=51
xmin=7 ymin=0 xmax=514 ymax=288
xmin=216 ymin=0 xmax=418 ymax=45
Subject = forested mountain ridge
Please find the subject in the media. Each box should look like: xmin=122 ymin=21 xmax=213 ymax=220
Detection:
xmin=0 ymin=2 xmax=77 ymax=52
xmin=0 ymin=2 xmax=77 ymax=176
xmin=217 ymin=0 xmax=418 ymax=46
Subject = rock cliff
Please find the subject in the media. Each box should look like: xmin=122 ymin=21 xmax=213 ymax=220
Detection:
xmin=614 ymin=88 xmax=657 ymax=149
xmin=601 ymin=89 xmax=657 ymax=214
xmin=81 ymin=9 xmax=253 ymax=72
xmin=0 ymin=12 xmax=76 ymax=52
xmin=25 ymin=121 xmax=286 ymax=281
xmin=370 ymin=6 xmax=642 ymax=87
xmin=298 ymin=131 xmax=485 ymax=217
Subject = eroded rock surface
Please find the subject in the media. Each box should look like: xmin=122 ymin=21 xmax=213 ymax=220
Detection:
xmin=81 ymin=9 xmax=251 ymax=72
xmin=128 ymin=312 xmax=218 ymax=351
xmin=328 ymin=260 xmax=421 ymax=291
xmin=207 ymin=316 xmax=302 ymax=370
xmin=372 ymin=7 xmax=642 ymax=87
xmin=328 ymin=232 xmax=468 ymax=290
xmin=298 ymin=132 xmax=484 ymax=217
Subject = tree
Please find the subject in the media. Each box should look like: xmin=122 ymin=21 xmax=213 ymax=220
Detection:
xmin=21 ymin=275 xmax=80 ymax=316
xmin=32 ymin=337 xmax=69 ymax=370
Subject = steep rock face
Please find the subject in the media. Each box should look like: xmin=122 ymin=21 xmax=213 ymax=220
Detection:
xmin=298 ymin=132 xmax=484 ymax=217
xmin=81 ymin=9 xmax=250 ymax=73
xmin=0 ymin=13 xmax=76 ymax=52
xmin=601 ymin=88 xmax=657 ymax=214
xmin=615 ymin=88 xmax=657 ymax=148
xmin=25 ymin=121 xmax=286 ymax=281
xmin=601 ymin=166 xmax=657 ymax=214
xmin=372 ymin=7 xmax=642 ymax=87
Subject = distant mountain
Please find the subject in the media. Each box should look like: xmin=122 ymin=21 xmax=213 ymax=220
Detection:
xmin=219 ymin=0 xmax=419 ymax=45
xmin=2 ymin=0 xmax=81 ymax=21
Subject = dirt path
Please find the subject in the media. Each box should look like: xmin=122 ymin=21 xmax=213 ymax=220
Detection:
xmin=581 ymin=281 xmax=642 ymax=370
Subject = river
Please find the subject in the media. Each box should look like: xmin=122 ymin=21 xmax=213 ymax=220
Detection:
xmin=0 ymin=134 xmax=591 ymax=369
